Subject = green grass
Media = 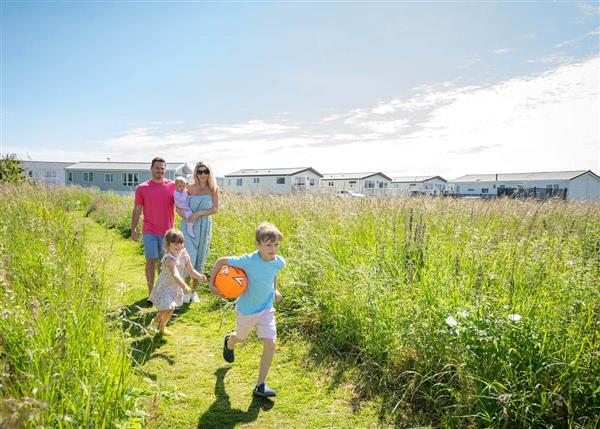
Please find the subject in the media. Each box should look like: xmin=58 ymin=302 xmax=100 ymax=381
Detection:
xmin=2 ymin=184 xmax=599 ymax=427
xmin=81 ymin=216 xmax=383 ymax=428
xmin=0 ymin=184 xmax=142 ymax=428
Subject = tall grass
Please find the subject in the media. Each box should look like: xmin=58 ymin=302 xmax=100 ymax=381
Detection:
xmin=0 ymin=183 xmax=142 ymax=428
xmin=40 ymin=188 xmax=600 ymax=427
xmin=213 ymin=194 xmax=600 ymax=427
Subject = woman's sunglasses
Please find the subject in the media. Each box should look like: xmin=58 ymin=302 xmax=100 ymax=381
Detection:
xmin=196 ymin=168 xmax=210 ymax=175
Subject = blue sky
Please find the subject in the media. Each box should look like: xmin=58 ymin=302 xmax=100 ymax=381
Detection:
xmin=2 ymin=1 xmax=599 ymax=179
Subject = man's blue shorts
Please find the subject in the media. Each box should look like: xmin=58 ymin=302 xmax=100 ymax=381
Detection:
xmin=142 ymin=233 xmax=165 ymax=260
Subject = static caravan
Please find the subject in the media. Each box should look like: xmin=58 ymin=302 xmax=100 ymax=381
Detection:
xmin=321 ymin=172 xmax=392 ymax=196
xmin=223 ymin=167 xmax=323 ymax=194
xmin=450 ymin=170 xmax=600 ymax=201
xmin=21 ymin=161 xmax=75 ymax=186
xmin=65 ymin=161 xmax=192 ymax=193
xmin=390 ymin=176 xmax=448 ymax=196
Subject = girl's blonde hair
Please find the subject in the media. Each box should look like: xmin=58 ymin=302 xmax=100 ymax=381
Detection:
xmin=163 ymin=228 xmax=184 ymax=251
xmin=193 ymin=161 xmax=218 ymax=193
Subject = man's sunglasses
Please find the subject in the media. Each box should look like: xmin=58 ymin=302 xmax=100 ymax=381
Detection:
xmin=196 ymin=168 xmax=210 ymax=175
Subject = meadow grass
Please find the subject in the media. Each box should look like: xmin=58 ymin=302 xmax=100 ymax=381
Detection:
xmin=79 ymin=216 xmax=382 ymax=428
xmin=208 ymin=193 xmax=600 ymax=427
xmin=3 ymin=184 xmax=599 ymax=427
xmin=0 ymin=184 xmax=142 ymax=428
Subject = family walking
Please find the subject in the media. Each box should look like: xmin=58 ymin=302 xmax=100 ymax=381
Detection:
xmin=131 ymin=157 xmax=284 ymax=397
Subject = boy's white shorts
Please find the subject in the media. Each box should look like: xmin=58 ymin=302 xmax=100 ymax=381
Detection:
xmin=235 ymin=308 xmax=277 ymax=341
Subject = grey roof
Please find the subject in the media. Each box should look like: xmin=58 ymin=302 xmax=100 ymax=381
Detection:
xmin=225 ymin=167 xmax=323 ymax=178
xmin=451 ymin=170 xmax=595 ymax=183
xmin=322 ymin=172 xmax=392 ymax=181
xmin=392 ymin=175 xmax=447 ymax=183
xmin=20 ymin=161 xmax=76 ymax=168
xmin=65 ymin=161 xmax=189 ymax=171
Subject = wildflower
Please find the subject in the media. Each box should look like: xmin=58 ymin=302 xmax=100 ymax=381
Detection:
xmin=477 ymin=330 xmax=487 ymax=337
xmin=457 ymin=309 xmax=469 ymax=318
xmin=445 ymin=316 xmax=458 ymax=327
xmin=497 ymin=393 xmax=511 ymax=404
xmin=507 ymin=314 xmax=522 ymax=322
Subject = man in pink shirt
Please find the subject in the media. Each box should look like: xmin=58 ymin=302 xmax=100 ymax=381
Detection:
xmin=131 ymin=157 xmax=176 ymax=298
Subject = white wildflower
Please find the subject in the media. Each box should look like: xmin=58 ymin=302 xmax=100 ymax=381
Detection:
xmin=478 ymin=330 xmax=487 ymax=337
xmin=507 ymin=314 xmax=522 ymax=322
xmin=445 ymin=316 xmax=458 ymax=327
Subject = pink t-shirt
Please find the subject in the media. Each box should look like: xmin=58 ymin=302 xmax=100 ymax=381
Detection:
xmin=134 ymin=179 xmax=176 ymax=235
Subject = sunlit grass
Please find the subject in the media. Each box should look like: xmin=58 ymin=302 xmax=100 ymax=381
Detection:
xmin=0 ymin=183 xmax=142 ymax=428
xmin=3 ymin=184 xmax=599 ymax=427
xmin=209 ymin=193 xmax=600 ymax=427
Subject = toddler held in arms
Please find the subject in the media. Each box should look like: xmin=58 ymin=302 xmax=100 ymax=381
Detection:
xmin=174 ymin=176 xmax=196 ymax=238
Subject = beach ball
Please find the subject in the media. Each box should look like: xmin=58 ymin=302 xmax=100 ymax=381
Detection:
xmin=214 ymin=265 xmax=248 ymax=298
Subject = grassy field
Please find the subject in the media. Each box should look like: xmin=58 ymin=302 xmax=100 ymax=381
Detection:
xmin=81 ymin=215 xmax=382 ymax=428
xmin=0 ymin=184 xmax=142 ymax=427
xmin=1 ymin=183 xmax=599 ymax=427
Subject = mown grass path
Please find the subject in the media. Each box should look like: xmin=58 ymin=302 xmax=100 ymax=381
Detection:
xmin=81 ymin=216 xmax=385 ymax=429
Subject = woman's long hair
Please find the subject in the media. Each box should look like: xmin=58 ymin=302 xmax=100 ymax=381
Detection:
xmin=193 ymin=161 xmax=218 ymax=193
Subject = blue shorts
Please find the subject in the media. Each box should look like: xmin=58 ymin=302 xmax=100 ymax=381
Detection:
xmin=142 ymin=233 xmax=164 ymax=260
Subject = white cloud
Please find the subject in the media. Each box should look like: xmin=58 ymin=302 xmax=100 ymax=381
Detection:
xmin=527 ymin=53 xmax=574 ymax=64
xmin=493 ymin=48 xmax=513 ymax=54
xmin=457 ymin=57 xmax=481 ymax=69
xmin=579 ymin=3 xmax=600 ymax=17
xmin=554 ymin=38 xmax=580 ymax=49
xmin=16 ymin=56 xmax=598 ymax=179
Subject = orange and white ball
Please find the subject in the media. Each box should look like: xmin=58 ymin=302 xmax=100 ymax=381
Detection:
xmin=214 ymin=265 xmax=248 ymax=298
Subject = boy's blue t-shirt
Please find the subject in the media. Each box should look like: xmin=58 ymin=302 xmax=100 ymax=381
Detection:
xmin=227 ymin=251 xmax=286 ymax=315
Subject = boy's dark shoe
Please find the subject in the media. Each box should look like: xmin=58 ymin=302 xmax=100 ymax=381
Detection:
xmin=223 ymin=334 xmax=234 ymax=363
xmin=253 ymin=383 xmax=276 ymax=398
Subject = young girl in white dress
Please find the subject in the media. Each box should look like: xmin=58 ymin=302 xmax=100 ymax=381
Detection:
xmin=148 ymin=229 xmax=206 ymax=336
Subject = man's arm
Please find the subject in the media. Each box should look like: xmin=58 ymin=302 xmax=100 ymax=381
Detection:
xmin=131 ymin=204 xmax=142 ymax=241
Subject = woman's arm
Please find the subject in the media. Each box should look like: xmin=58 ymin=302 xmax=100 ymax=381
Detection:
xmin=187 ymin=189 xmax=219 ymax=222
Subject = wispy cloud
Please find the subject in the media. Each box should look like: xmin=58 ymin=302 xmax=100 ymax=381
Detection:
xmin=526 ymin=53 xmax=574 ymax=64
xmin=554 ymin=38 xmax=580 ymax=49
xmin=578 ymin=3 xmax=600 ymax=17
xmin=493 ymin=48 xmax=513 ymax=55
xmin=450 ymin=144 xmax=502 ymax=155
xmin=20 ymin=56 xmax=597 ymax=179
xmin=457 ymin=56 xmax=481 ymax=69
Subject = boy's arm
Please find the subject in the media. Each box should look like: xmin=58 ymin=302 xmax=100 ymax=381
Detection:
xmin=274 ymin=274 xmax=282 ymax=302
xmin=208 ymin=257 xmax=230 ymax=298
